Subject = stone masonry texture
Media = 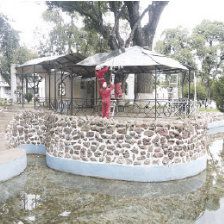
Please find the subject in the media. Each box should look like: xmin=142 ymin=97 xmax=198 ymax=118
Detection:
xmin=6 ymin=112 xmax=207 ymax=166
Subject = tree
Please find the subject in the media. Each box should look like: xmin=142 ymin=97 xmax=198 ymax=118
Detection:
xmin=155 ymin=27 xmax=196 ymax=95
xmin=212 ymin=77 xmax=224 ymax=112
xmin=191 ymin=20 xmax=224 ymax=97
xmin=183 ymin=81 xmax=207 ymax=100
xmin=0 ymin=14 xmax=37 ymax=84
xmin=25 ymin=92 xmax=33 ymax=103
xmin=0 ymin=13 xmax=19 ymax=84
xmin=47 ymin=1 xmax=168 ymax=95
xmin=41 ymin=8 xmax=109 ymax=56
xmin=155 ymin=21 xmax=224 ymax=99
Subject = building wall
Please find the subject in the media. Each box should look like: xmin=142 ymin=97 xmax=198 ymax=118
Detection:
xmin=0 ymin=73 xmax=11 ymax=99
xmin=45 ymin=73 xmax=96 ymax=104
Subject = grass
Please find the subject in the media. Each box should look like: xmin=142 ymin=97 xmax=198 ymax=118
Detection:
xmin=199 ymin=108 xmax=220 ymax=113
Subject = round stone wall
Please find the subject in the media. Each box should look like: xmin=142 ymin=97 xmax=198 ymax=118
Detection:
xmin=6 ymin=112 xmax=207 ymax=182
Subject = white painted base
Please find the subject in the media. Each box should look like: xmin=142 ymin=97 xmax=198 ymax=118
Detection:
xmin=46 ymin=153 xmax=207 ymax=182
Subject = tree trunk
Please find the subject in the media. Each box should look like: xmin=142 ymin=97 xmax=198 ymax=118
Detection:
xmin=137 ymin=74 xmax=153 ymax=93
xmin=126 ymin=2 xmax=168 ymax=97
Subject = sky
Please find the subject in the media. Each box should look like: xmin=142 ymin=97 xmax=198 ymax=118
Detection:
xmin=0 ymin=0 xmax=224 ymax=50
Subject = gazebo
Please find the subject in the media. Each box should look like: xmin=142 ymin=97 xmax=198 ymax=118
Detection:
xmin=15 ymin=46 xmax=192 ymax=118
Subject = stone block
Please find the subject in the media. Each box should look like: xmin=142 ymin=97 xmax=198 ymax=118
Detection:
xmin=117 ymin=128 xmax=126 ymax=134
xmin=87 ymin=132 xmax=94 ymax=137
xmin=168 ymin=151 xmax=174 ymax=160
xmin=131 ymin=147 xmax=139 ymax=154
xmin=162 ymin=157 xmax=169 ymax=165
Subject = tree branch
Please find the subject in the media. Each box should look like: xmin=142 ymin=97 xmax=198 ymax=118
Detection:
xmin=125 ymin=4 xmax=151 ymax=47
xmin=108 ymin=2 xmax=126 ymax=49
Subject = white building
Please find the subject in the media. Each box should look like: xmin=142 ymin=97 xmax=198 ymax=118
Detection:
xmin=0 ymin=73 xmax=11 ymax=99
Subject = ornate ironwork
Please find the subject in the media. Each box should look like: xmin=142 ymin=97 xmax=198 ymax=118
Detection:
xmin=39 ymin=97 xmax=204 ymax=119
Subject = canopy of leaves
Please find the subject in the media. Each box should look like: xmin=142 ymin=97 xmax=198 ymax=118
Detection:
xmin=40 ymin=8 xmax=110 ymax=56
xmin=47 ymin=1 xmax=168 ymax=50
xmin=0 ymin=14 xmax=37 ymax=84
xmin=155 ymin=20 xmax=224 ymax=99
xmin=0 ymin=13 xmax=19 ymax=83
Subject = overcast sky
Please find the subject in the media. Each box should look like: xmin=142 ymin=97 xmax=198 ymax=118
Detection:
xmin=0 ymin=0 xmax=224 ymax=50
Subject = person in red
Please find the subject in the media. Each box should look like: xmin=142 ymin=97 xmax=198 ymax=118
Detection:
xmin=95 ymin=65 xmax=109 ymax=89
xmin=113 ymin=66 xmax=124 ymax=99
xmin=99 ymin=82 xmax=114 ymax=119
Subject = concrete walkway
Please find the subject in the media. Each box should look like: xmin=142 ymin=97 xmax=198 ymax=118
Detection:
xmin=0 ymin=104 xmax=37 ymax=181
xmin=0 ymin=109 xmax=15 ymax=152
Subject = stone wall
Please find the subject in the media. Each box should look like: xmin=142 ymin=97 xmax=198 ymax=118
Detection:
xmin=7 ymin=112 xmax=47 ymax=147
xmin=7 ymin=112 xmax=207 ymax=167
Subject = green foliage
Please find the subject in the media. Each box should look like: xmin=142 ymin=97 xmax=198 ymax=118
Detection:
xmin=0 ymin=14 xmax=37 ymax=84
xmin=212 ymin=77 xmax=224 ymax=112
xmin=25 ymin=92 xmax=33 ymax=103
xmin=183 ymin=82 xmax=207 ymax=100
xmin=155 ymin=20 xmax=224 ymax=99
xmin=13 ymin=46 xmax=38 ymax=64
xmin=41 ymin=8 xmax=110 ymax=56
xmin=0 ymin=13 xmax=20 ymax=84
xmin=155 ymin=26 xmax=196 ymax=69
xmin=46 ymin=1 xmax=168 ymax=50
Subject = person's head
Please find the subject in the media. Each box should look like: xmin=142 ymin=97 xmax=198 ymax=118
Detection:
xmin=95 ymin=65 xmax=101 ymax=71
xmin=102 ymin=82 xmax=107 ymax=89
xmin=114 ymin=66 xmax=118 ymax=71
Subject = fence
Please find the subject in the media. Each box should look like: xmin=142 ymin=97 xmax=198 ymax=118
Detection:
xmin=38 ymin=97 xmax=204 ymax=119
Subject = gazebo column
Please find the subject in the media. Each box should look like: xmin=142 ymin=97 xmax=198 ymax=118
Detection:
xmin=154 ymin=68 xmax=157 ymax=120
xmin=21 ymin=68 xmax=24 ymax=108
xmin=60 ymin=70 xmax=63 ymax=114
xmin=188 ymin=69 xmax=191 ymax=115
xmin=48 ymin=70 xmax=51 ymax=109
xmin=33 ymin=65 xmax=36 ymax=108
xmin=54 ymin=64 xmax=57 ymax=110
xmin=95 ymin=79 xmax=98 ymax=108
xmin=182 ymin=71 xmax=186 ymax=98
xmin=70 ymin=74 xmax=74 ymax=115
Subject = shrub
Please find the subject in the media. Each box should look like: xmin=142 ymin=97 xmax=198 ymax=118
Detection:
xmin=212 ymin=77 xmax=224 ymax=112
xmin=25 ymin=92 xmax=33 ymax=103
xmin=183 ymin=82 xmax=207 ymax=100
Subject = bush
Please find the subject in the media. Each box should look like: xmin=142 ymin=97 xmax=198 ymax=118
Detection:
xmin=25 ymin=92 xmax=33 ymax=103
xmin=212 ymin=77 xmax=224 ymax=112
xmin=183 ymin=82 xmax=207 ymax=100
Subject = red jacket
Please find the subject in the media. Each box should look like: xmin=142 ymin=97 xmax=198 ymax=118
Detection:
xmin=95 ymin=67 xmax=109 ymax=85
xmin=99 ymin=85 xmax=114 ymax=103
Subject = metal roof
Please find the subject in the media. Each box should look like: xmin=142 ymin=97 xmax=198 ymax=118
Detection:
xmin=16 ymin=53 xmax=86 ymax=75
xmin=16 ymin=46 xmax=188 ymax=77
xmin=75 ymin=46 xmax=188 ymax=74
xmin=99 ymin=46 xmax=188 ymax=73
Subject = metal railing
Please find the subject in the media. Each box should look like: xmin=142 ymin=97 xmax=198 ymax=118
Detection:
xmin=38 ymin=97 xmax=203 ymax=119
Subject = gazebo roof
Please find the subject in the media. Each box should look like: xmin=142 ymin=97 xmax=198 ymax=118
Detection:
xmin=16 ymin=53 xmax=85 ymax=75
xmin=16 ymin=46 xmax=188 ymax=77
xmin=76 ymin=46 xmax=188 ymax=74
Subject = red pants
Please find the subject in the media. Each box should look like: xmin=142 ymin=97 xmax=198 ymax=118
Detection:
xmin=102 ymin=101 xmax=111 ymax=119
xmin=115 ymin=82 xmax=122 ymax=99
